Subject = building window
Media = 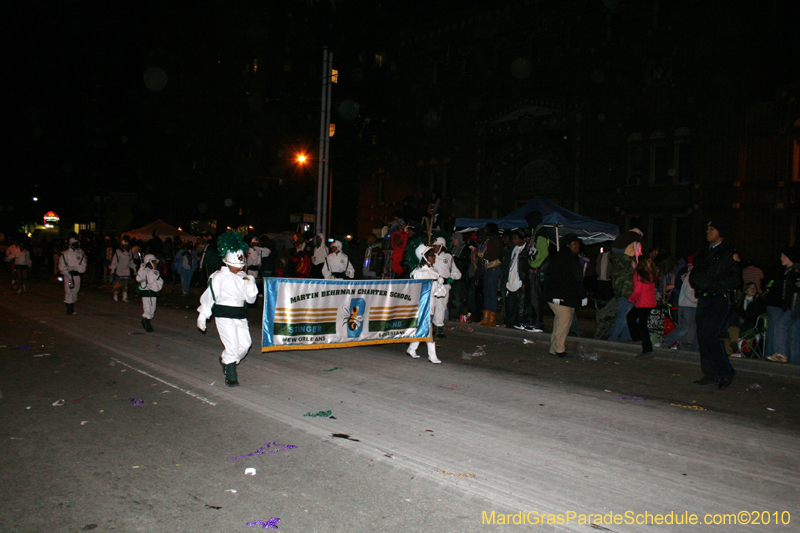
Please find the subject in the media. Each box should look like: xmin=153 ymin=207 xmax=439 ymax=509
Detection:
xmin=649 ymin=130 xmax=668 ymax=186
xmin=673 ymin=215 xmax=689 ymax=259
xmin=651 ymin=143 xmax=668 ymax=185
xmin=649 ymin=215 xmax=664 ymax=251
xmin=627 ymin=133 xmax=643 ymax=186
xmin=674 ymin=140 xmax=692 ymax=185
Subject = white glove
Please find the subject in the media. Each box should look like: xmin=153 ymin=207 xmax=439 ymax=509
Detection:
xmin=581 ymin=298 xmax=588 ymax=307
xmin=197 ymin=314 xmax=207 ymax=332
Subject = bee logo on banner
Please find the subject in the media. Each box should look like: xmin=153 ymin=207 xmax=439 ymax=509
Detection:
xmin=343 ymin=298 xmax=366 ymax=337
xmin=261 ymin=279 xmax=432 ymax=352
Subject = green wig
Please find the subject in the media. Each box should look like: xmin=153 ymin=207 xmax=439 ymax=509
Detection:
xmin=217 ymin=230 xmax=248 ymax=258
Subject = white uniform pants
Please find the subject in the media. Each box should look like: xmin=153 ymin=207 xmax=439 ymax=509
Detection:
xmin=216 ymin=317 xmax=252 ymax=365
xmin=407 ymin=341 xmax=437 ymax=357
xmin=432 ymin=288 xmax=449 ymax=327
xmin=63 ymin=275 xmax=81 ymax=304
xmin=142 ymin=297 xmax=157 ymax=319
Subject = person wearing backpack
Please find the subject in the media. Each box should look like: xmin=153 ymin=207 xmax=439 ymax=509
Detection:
xmin=136 ymin=254 xmax=164 ymax=332
xmin=524 ymin=211 xmax=549 ymax=333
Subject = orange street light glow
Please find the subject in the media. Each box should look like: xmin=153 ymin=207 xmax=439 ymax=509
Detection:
xmin=297 ymin=154 xmax=307 ymax=163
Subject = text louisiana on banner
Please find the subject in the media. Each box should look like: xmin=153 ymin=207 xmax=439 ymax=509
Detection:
xmin=261 ymin=278 xmax=433 ymax=352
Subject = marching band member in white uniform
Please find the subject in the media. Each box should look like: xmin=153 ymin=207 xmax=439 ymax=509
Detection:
xmin=431 ymin=236 xmax=461 ymax=338
xmin=406 ymin=244 xmax=447 ymax=364
xmin=322 ymin=240 xmax=354 ymax=279
xmin=136 ymin=254 xmax=164 ymax=332
xmin=197 ymin=231 xmax=258 ymax=387
xmin=110 ymin=237 xmax=136 ymax=302
xmin=58 ymin=234 xmax=86 ymax=315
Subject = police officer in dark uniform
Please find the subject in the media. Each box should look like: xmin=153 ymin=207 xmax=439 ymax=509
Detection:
xmin=690 ymin=220 xmax=742 ymax=389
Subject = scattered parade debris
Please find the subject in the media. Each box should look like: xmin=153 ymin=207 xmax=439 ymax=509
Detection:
xmin=671 ymin=403 xmax=707 ymax=411
xmin=576 ymin=343 xmax=599 ymax=361
xmin=247 ymin=518 xmax=280 ymax=529
xmin=461 ymin=345 xmax=486 ymax=360
xmin=304 ymin=410 xmax=332 ymax=418
xmin=494 ymin=341 xmax=508 ymax=345
xmin=323 ymin=367 xmax=343 ymax=372
xmin=438 ymin=384 xmax=459 ymax=390
xmin=332 ymin=433 xmax=360 ymax=442
xmin=245 ymin=468 xmax=256 ymax=476
xmin=618 ymin=396 xmax=645 ymax=401
xmin=205 ymin=504 xmax=222 ymax=510
xmin=33 ymin=353 xmax=51 ymax=357
xmin=748 ymin=384 xmax=763 ymax=392
xmin=225 ymin=489 xmax=237 ymax=493
xmin=523 ymin=339 xmax=535 ymax=345
xmin=439 ymin=470 xmax=476 ymax=479
xmin=445 ymin=324 xmax=474 ymax=333
xmin=227 ymin=442 xmax=298 ymax=461
xmin=767 ymin=408 xmax=776 ymax=411
xmin=129 ymin=398 xmax=144 ymax=406
xmin=52 ymin=399 xmax=65 ymax=407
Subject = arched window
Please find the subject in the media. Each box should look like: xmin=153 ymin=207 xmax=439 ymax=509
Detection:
xmin=627 ymin=133 xmax=643 ymax=186
xmin=674 ymin=127 xmax=692 ymax=185
xmin=650 ymin=130 xmax=667 ymax=185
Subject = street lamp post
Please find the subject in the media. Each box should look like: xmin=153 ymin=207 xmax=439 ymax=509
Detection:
xmin=316 ymin=47 xmax=334 ymax=238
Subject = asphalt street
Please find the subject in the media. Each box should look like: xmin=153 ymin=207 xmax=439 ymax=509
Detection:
xmin=1 ymin=273 xmax=799 ymax=532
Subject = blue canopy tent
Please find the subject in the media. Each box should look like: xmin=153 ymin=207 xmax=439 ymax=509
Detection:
xmin=454 ymin=196 xmax=619 ymax=247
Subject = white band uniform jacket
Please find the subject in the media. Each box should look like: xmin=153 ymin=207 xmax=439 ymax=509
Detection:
xmin=198 ymin=266 xmax=259 ymax=320
xmin=110 ymin=249 xmax=136 ymax=277
xmin=322 ymin=252 xmax=355 ymax=279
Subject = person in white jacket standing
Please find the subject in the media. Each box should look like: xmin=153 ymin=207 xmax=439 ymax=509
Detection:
xmin=322 ymin=240 xmax=354 ymax=279
xmin=58 ymin=234 xmax=86 ymax=315
xmin=14 ymin=240 xmax=32 ymax=294
xmin=406 ymin=244 xmax=447 ymax=364
xmin=136 ymin=254 xmax=164 ymax=332
xmin=431 ymin=236 xmax=461 ymax=338
xmin=196 ymin=231 xmax=258 ymax=387
xmin=110 ymin=237 xmax=136 ymax=302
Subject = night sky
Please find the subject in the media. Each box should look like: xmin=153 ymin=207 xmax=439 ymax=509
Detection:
xmin=8 ymin=0 xmax=448 ymax=234
xmin=8 ymin=0 xmax=800 ymax=236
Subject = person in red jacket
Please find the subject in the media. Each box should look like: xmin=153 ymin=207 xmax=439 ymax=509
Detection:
xmin=627 ymin=259 xmax=658 ymax=358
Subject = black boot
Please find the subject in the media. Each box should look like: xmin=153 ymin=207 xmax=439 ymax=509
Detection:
xmin=224 ymin=363 xmax=239 ymax=387
xmin=66 ymin=303 xmax=74 ymax=315
xmin=145 ymin=318 xmax=154 ymax=332
xmin=436 ymin=326 xmax=446 ymax=338
xmin=141 ymin=318 xmax=147 ymax=330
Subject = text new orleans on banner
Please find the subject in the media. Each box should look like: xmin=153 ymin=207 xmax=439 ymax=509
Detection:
xmin=261 ymin=278 xmax=433 ymax=352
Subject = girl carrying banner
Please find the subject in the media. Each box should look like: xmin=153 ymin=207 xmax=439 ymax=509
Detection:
xmin=406 ymin=244 xmax=447 ymax=363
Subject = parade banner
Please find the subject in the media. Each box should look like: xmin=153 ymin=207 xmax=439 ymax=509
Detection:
xmin=261 ymin=278 xmax=432 ymax=352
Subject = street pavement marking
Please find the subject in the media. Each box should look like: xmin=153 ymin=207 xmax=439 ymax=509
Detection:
xmin=110 ymin=357 xmax=217 ymax=406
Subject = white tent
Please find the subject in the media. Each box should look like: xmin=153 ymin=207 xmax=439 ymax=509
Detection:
xmin=125 ymin=219 xmax=197 ymax=243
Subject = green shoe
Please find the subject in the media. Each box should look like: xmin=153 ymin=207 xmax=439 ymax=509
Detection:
xmin=224 ymin=363 xmax=239 ymax=387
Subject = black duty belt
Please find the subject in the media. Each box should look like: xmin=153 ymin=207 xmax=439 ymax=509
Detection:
xmin=212 ymin=304 xmax=247 ymax=319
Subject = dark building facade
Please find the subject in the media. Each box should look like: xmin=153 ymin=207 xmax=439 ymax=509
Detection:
xmin=357 ymin=0 xmax=799 ymax=264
